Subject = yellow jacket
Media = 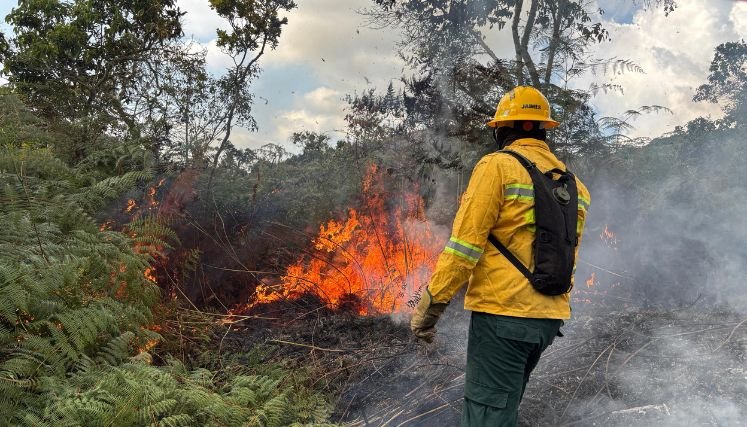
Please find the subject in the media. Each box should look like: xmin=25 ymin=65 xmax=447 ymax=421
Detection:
xmin=426 ymin=138 xmax=590 ymax=320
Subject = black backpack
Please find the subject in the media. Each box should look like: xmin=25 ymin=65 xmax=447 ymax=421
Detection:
xmin=487 ymin=150 xmax=579 ymax=296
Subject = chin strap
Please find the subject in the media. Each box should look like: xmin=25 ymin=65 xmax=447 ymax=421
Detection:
xmin=492 ymin=128 xmax=501 ymax=148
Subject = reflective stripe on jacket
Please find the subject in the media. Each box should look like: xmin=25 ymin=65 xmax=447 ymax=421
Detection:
xmin=426 ymin=138 xmax=591 ymax=320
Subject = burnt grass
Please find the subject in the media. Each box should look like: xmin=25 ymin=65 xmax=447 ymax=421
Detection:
xmin=217 ymin=294 xmax=746 ymax=426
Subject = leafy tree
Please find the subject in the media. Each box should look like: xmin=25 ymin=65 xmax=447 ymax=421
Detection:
xmin=2 ymin=0 xmax=297 ymax=177
xmin=292 ymin=130 xmax=333 ymax=156
xmin=0 ymin=88 xmax=58 ymax=149
xmin=205 ymin=0 xmax=297 ymax=187
xmin=345 ymin=85 xmax=407 ymax=150
xmin=1 ymin=0 xmax=184 ymax=154
xmin=694 ymin=40 xmax=747 ymax=128
xmin=363 ymin=0 xmax=676 ymax=164
xmin=366 ymin=0 xmax=613 ymax=95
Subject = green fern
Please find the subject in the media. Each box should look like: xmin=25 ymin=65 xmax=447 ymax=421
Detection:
xmin=1 ymin=107 xmax=337 ymax=426
xmin=0 ymin=145 xmax=164 ymax=424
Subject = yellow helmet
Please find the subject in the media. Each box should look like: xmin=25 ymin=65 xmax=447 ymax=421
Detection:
xmin=487 ymin=86 xmax=559 ymax=129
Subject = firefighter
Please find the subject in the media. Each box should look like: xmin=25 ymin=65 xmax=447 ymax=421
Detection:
xmin=410 ymin=86 xmax=591 ymax=426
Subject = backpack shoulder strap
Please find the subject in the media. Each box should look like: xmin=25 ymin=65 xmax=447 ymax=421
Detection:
xmin=498 ymin=149 xmax=536 ymax=171
xmin=487 ymin=234 xmax=535 ymax=284
xmin=487 ymin=149 xmax=538 ymax=285
xmin=500 ymin=150 xmax=571 ymax=176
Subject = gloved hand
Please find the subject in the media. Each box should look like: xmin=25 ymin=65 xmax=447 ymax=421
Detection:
xmin=410 ymin=290 xmax=448 ymax=343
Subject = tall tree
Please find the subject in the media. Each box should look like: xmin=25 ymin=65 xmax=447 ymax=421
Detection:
xmin=694 ymin=40 xmax=747 ymax=128
xmin=363 ymin=1 xmax=676 ymax=161
xmin=2 ymin=0 xmax=297 ymax=172
xmin=205 ymin=0 xmax=297 ymax=187
xmin=1 ymin=0 xmax=184 ymax=155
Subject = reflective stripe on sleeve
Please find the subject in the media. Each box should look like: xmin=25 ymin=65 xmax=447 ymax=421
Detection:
xmin=578 ymin=196 xmax=590 ymax=211
xmin=506 ymin=183 xmax=588 ymax=212
xmin=505 ymin=184 xmax=534 ymax=201
xmin=444 ymin=237 xmax=483 ymax=263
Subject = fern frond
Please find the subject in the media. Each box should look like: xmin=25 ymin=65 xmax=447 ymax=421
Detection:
xmin=153 ymin=413 xmax=194 ymax=427
xmin=72 ymin=170 xmax=152 ymax=212
xmin=95 ymin=332 xmax=136 ymax=366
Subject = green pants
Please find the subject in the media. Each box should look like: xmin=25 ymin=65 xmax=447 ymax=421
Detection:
xmin=461 ymin=312 xmax=562 ymax=427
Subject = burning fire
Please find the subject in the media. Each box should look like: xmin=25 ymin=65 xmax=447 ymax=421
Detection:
xmin=252 ymin=165 xmax=446 ymax=315
xmin=113 ymin=178 xmax=171 ymax=288
xmin=138 ymin=338 xmax=160 ymax=353
xmin=586 ymin=271 xmax=596 ymax=288
xmin=146 ymin=178 xmax=165 ymax=208
xmin=600 ymin=224 xmax=617 ymax=249
xmin=124 ymin=179 xmax=167 ymax=216
xmin=144 ymin=267 xmax=157 ymax=282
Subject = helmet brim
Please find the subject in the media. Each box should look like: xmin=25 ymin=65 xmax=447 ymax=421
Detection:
xmin=487 ymin=116 xmax=560 ymax=129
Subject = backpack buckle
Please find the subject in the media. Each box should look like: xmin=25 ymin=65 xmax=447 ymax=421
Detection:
xmin=553 ymin=186 xmax=571 ymax=205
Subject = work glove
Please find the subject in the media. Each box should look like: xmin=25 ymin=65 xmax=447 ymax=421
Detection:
xmin=410 ymin=290 xmax=448 ymax=343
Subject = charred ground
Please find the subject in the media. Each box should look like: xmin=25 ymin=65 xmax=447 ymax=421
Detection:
xmin=216 ymin=295 xmax=745 ymax=427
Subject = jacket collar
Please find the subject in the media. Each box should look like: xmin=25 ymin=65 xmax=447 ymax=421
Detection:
xmin=507 ymin=138 xmax=551 ymax=151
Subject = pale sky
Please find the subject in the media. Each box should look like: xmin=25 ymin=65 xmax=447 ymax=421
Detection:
xmin=183 ymin=0 xmax=747 ymax=149
xmin=2 ymin=0 xmax=747 ymax=150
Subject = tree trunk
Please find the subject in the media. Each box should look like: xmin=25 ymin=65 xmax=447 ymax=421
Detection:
xmin=206 ymin=34 xmax=269 ymax=189
xmin=207 ymin=108 xmax=235 ymax=189
xmin=520 ymin=0 xmax=541 ymax=87
xmin=544 ymin=0 xmax=564 ymax=86
xmin=511 ymin=0 xmax=525 ymax=85
xmin=472 ymin=29 xmax=502 ymax=65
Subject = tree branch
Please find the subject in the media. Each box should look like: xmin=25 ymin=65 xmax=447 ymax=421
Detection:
xmin=511 ymin=0 xmax=525 ymax=85
xmin=207 ymin=32 xmax=270 ymax=189
xmin=521 ymin=0 xmax=541 ymax=87
xmin=544 ymin=0 xmax=564 ymax=86
xmin=471 ymin=29 xmax=500 ymax=64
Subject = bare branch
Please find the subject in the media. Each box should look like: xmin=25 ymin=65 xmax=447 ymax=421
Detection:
xmin=511 ymin=0 xmax=525 ymax=85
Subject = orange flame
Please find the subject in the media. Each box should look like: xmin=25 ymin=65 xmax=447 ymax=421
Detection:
xmin=600 ymin=224 xmax=617 ymax=248
xmin=252 ymin=165 xmax=446 ymax=315
xmin=144 ymin=267 xmax=157 ymax=282
xmin=122 ymin=179 xmax=169 ymax=286
xmin=138 ymin=338 xmax=159 ymax=353
xmin=586 ymin=271 xmax=596 ymax=288
xmin=145 ymin=179 xmax=165 ymax=208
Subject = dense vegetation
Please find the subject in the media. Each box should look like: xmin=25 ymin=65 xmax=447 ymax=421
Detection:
xmin=0 ymin=92 xmax=335 ymax=426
